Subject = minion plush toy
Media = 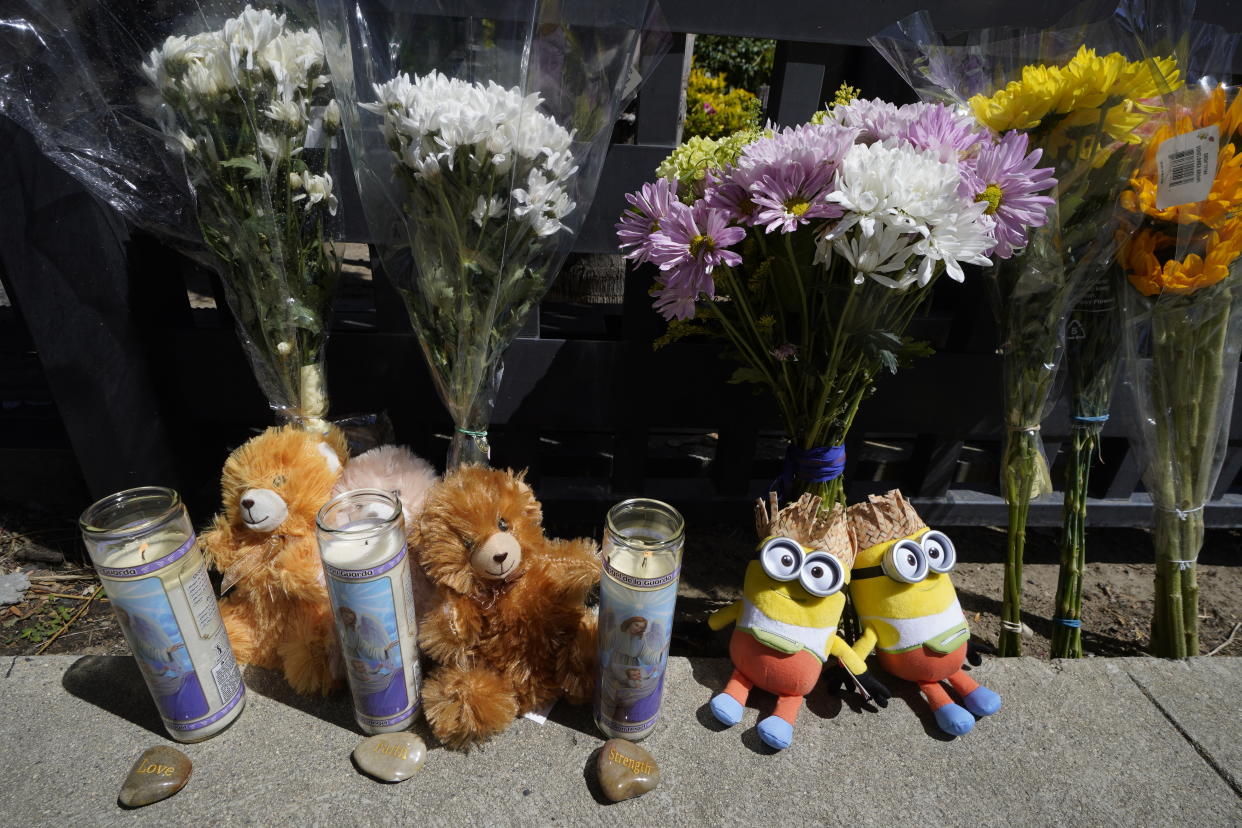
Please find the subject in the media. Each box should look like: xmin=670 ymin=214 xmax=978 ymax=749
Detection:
xmin=708 ymin=493 xmax=889 ymax=750
xmin=846 ymin=490 xmax=1001 ymax=736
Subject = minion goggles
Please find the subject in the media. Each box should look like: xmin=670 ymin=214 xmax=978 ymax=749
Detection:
xmin=757 ymin=536 xmax=846 ymax=597
xmin=850 ymin=530 xmax=956 ymax=583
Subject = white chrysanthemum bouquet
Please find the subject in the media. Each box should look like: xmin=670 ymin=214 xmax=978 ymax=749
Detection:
xmin=320 ymin=0 xmax=661 ymax=468
xmin=357 ymin=71 xmax=577 ymax=465
xmin=143 ymin=5 xmax=342 ymax=427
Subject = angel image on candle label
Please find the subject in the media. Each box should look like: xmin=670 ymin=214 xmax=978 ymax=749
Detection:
xmin=330 ymin=578 xmax=408 ymax=719
xmin=109 ymin=577 xmax=210 ymax=723
xmin=597 ymin=584 xmax=675 ymax=730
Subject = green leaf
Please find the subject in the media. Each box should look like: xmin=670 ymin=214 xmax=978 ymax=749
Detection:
xmin=220 ymin=156 xmax=268 ymax=181
xmin=728 ymin=365 xmax=767 ymax=386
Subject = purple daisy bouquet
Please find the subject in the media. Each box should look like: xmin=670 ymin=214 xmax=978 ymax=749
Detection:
xmin=617 ymin=94 xmax=1055 ymax=507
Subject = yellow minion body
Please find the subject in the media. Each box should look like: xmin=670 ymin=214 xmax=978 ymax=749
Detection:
xmin=849 ymin=530 xmax=966 ymax=656
xmin=709 ymin=557 xmax=867 ymax=673
xmin=741 ymin=560 xmax=847 ymax=628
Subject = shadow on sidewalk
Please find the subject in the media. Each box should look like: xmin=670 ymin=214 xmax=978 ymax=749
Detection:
xmin=62 ymin=655 xmax=166 ymax=738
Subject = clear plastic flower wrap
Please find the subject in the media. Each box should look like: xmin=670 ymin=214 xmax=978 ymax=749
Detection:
xmin=1118 ymin=29 xmax=1242 ymax=657
xmin=0 ymin=2 xmax=345 ymax=429
xmin=316 ymin=0 xmax=667 ymax=468
xmin=872 ymin=3 xmax=1181 ymax=655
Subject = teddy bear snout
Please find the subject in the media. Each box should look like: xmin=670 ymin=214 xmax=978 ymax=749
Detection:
xmin=472 ymin=531 xmax=522 ymax=581
xmin=237 ymin=487 xmax=289 ymax=533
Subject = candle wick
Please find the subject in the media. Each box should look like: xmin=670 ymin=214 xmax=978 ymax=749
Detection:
xmin=139 ymin=542 xmax=150 ymax=560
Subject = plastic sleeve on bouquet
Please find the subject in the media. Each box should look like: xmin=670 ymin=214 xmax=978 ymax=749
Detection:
xmin=1115 ymin=29 xmax=1242 ymax=656
xmin=317 ymin=0 xmax=668 ymax=467
xmin=0 ymin=1 xmax=347 ymax=427
xmin=869 ymin=0 xmax=1190 ymax=657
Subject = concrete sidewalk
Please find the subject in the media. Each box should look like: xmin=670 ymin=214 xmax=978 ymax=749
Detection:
xmin=1 ymin=654 xmax=1239 ymax=826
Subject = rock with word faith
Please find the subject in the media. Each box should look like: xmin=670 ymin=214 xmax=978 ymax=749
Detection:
xmin=352 ymin=732 xmax=427 ymax=783
xmin=118 ymin=745 xmax=191 ymax=808
xmin=595 ymin=738 xmax=659 ymax=802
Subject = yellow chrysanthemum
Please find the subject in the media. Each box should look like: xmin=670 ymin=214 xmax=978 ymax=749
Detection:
xmin=1124 ymin=218 xmax=1242 ymax=295
xmin=969 ymin=48 xmax=1179 ymax=145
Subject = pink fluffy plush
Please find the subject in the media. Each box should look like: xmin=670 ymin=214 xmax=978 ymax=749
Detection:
xmin=331 ymin=445 xmax=440 ymax=621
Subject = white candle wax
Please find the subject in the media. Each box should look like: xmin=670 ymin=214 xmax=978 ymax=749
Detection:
xmin=321 ymin=518 xmax=404 ymax=570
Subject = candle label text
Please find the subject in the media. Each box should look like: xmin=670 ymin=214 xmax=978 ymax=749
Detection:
xmin=323 ymin=544 xmax=408 ymax=581
xmin=96 ymin=534 xmax=196 ymax=580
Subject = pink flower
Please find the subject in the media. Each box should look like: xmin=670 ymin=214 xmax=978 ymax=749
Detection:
xmin=615 ymin=178 xmax=679 ymax=265
xmin=707 ymin=122 xmax=856 ymax=229
xmin=703 ymin=101 xmax=717 ymax=115
xmin=749 ymin=164 xmax=842 ymax=234
xmin=770 ymin=343 xmax=797 ymax=361
xmin=648 ymin=202 xmax=745 ymax=320
xmin=962 ymin=131 xmax=1056 ymax=259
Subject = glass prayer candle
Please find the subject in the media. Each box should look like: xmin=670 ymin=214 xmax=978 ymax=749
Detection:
xmin=594 ymin=498 xmax=684 ymax=741
xmin=317 ymin=488 xmax=421 ymax=734
xmin=80 ymin=487 xmax=245 ymax=742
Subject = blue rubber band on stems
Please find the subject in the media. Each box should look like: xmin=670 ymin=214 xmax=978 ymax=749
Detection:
xmin=776 ymin=444 xmax=846 ymax=496
xmin=1072 ymin=414 xmax=1110 ymax=423
xmin=1054 ymin=618 xmax=1083 ymax=628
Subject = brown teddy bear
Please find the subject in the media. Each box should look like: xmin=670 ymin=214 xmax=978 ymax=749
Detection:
xmin=200 ymin=425 xmax=350 ymax=695
xmin=415 ymin=464 xmax=601 ymax=749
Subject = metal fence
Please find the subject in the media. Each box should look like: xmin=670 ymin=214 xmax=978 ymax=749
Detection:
xmin=3 ymin=0 xmax=1242 ymax=526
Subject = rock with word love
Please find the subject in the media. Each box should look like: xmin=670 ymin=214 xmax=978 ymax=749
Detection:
xmin=118 ymin=745 xmax=191 ymax=808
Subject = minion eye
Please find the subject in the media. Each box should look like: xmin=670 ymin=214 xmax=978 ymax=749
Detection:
xmin=759 ymin=537 xmax=803 ymax=581
xmin=921 ymin=530 xmax=956 ymax=573
xmin=884 ymin=539 xmax=928 ymax=583
xmin=799 ymin=552 xmax=845 ymax=597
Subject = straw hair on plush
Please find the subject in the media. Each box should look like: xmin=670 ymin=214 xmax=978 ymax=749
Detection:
xmin=847 ymin=489 xmax=927 ymax=550
xmin=755 ymin=492 xmax=857 ymax=569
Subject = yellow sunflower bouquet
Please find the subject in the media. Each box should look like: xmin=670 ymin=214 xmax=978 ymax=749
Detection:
xmin=873 ymin=8 xmax=1179 ymax=656
xmin=1119 ymin=82 xmax=1242 ymax=658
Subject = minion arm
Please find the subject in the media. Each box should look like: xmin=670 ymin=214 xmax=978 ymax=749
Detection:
xmin=708 ymin=601 xmax=742 ymax=631
xmin=851 ymin=626 xmax=879 ymax=662
xmin=829 ymin=635 xmax=868 ymax=675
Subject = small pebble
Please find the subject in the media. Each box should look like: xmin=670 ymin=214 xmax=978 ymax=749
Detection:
xmin=353 ymin=732 xmax=427 ymax=783
xmin=118 ymin=746 xmax=191 ymax=808
xmin=595 ymin=738 xmax=659 ymax=802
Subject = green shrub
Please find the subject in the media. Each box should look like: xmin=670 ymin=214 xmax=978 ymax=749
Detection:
xmin=692 ymin=35 xmax=776 ymax=95
xmin=684 ymin=67 xmax=762 ymax=140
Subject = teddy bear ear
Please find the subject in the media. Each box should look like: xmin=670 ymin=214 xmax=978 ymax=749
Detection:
xmin=316 ymin=442 xmax=342 ymax=475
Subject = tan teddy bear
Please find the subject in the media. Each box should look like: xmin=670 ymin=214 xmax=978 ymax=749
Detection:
xmin=200 ymin=425 xmax=349 ymax=695
xmin=415 ymin=465 xmax=601 ymax=749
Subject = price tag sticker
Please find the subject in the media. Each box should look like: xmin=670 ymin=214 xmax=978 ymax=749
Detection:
xmin=1156 ymin=124 xmax=1219 ymax=210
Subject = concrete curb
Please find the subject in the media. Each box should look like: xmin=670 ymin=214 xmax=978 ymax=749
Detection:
xmin=2 ymin=655 xmax=1239 ymax=826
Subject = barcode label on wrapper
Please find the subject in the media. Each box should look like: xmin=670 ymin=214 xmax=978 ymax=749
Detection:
xmin=1156 ymin=125 xmax=1219 ymax=209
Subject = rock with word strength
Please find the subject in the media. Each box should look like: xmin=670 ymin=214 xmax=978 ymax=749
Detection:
xmin=352 ymin=732 xmax=427 ymax=783
xmin=595 ymin=738 xmax=660 ymax=802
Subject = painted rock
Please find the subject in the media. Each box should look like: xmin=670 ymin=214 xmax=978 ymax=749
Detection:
xmin=596 ymin=738 xmax=659 ymax=802
xmin=118 ymin=745 xmax=191 ymax=808
xmin=353 ymin=732 xmax=427 ymax=783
